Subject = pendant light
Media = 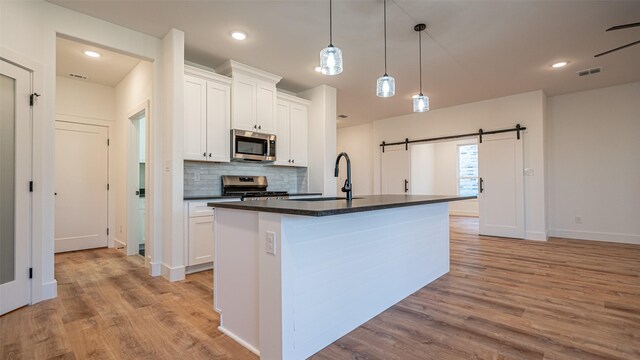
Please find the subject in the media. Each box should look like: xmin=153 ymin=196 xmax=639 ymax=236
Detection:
xmin=413 ymin=23 xmax=429 ymax=112
xmin=376 ymin=0 xmax=395 ymax=97
xmin=320 ymin=0 xmax=343 ymax=75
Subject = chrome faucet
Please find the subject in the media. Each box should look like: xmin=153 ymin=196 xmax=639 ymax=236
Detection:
xmin=334 ymin=152 xmax=353 ymax=201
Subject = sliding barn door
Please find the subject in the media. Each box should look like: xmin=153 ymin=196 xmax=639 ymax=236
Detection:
xmin=478 ymin=132 xmax=525 ymax=239
xmin=381 ymin=146 xmax=410 ymax=194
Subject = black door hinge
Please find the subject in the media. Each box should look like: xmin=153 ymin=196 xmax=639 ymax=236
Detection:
xmin=29 ymin=268 xmax=33 ymax=279
xmin=29 ymin=181 xmax=33 ymax=192
xmin=107 ymin=228 xmax=110 ymax=236
xmin=30 ymin=93 xmax=41 ymax=106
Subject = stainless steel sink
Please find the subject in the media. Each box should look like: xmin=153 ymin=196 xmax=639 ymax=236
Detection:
xmin=288 ymin=197 xmax=362 ymax=202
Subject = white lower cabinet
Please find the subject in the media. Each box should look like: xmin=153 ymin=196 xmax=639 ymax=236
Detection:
xmin=188 ymin=215 xmax=214 ymax=266
xmin=184 ymin=200 xmax=215 ymax=272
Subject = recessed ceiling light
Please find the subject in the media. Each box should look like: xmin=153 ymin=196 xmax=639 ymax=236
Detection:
xmin=84 ymin=50 xmax=101 ymax=58
xmin=314 ymin=66 xmax=322 ymax=72
xmin=552 ymin=61 xmax=568 ymax=68
xmin=231 ymin=31 xmax=247 ymax=41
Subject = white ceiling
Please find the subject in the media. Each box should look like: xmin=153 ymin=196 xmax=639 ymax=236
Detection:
xmin=56 ymin=36 xmax=141 ymax=87
xmin=48 ymin=0 xmax=640 ymax=127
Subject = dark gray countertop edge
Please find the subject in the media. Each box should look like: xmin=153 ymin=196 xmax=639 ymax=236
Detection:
xmin=184 ymin=193 xmax=321 ymax=200
xmin=209 ymin=196 xmax=477 ymax=217
xmin=185 ymin=195 xmax=242 ymax=200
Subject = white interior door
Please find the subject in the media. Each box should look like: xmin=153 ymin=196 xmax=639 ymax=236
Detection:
xmin=478 ymin=132 xmax=525 ymax=239
xmin=0 ymin=59 xmax=32 ymax=315
xmin=55 ymin=121 xmax=109 ymax=252
xmin=381 ymin=146 xmax=411 ymax=194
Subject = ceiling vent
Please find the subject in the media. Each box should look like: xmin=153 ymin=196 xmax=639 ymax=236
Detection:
xmin=577 ymin=67 xmax=602 ymax=77
xmin=69 ymin=73 xmax=88 ymax=80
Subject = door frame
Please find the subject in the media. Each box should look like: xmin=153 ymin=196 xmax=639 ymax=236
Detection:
xmin=126 ymin=101 xmax=151 ymax=266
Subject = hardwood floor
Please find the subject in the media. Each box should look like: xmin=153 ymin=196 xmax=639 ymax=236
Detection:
xmin=2 ymin=216 xmax=639 ymax=359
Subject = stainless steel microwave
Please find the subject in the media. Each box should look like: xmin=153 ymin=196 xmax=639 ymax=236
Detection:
xmin=231 ymin=129 xmax=277 ymax=162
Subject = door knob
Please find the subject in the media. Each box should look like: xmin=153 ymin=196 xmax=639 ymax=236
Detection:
xmin=135 ymin=190 xmax=140 ymax=196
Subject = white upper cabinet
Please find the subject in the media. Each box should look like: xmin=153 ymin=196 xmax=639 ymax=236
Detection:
xmin=184 ymin=66 xmax=231 ymax=162
xmin=217 ymin=60 xmax=281 ymax=134
xmin=275 ymin=93 xmax=309 ymax=167
xmin=184 ymin=74 xmax=208 ymax=161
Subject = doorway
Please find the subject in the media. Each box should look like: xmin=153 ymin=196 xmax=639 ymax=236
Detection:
xmin=54 ymin=121 xmax=109 ymax=252
xmin=1 ymin=59 xmax=32 ymax=315
xmin=127 ymin=106 xmax=148 ymax=259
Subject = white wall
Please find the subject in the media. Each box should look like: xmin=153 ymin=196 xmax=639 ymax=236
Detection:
xmin=342 ymin=90 xmax=547 ymax=240
xmin=0 ymin=0 xmax=184 ymax=301
xmin=336 ymin=123 xmax=373 ymax=196
xmin=56 ymin=76 xmax=116 ymax=121
xmin=546 ymin=82 xmax=640 ymax=244
xmin=114 ymin=61 xmax=152 ymax=251
xmin=299 ymin=85 xmax=337 ymax=196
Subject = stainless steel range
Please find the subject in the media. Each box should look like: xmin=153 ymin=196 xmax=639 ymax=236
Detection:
xmin=221 ymin=175 xmax=289 ymax=201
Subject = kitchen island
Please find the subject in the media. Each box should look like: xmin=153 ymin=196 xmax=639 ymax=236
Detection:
xmin=210 ymin=195 xmax=474 ymax=360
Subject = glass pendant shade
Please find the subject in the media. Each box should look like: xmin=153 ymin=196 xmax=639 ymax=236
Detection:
xmin=320 ymin=45 xmax=343 ymax=75
xmin=376 ymin=74 xmax=395 ymax=97
xmin=413 ymin=94 xmax=429 ymax=112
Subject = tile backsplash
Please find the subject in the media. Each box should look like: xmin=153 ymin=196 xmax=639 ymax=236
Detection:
xmin=184 ymin=161 xmax=308 ymax=197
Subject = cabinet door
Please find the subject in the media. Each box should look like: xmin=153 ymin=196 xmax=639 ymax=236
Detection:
xmin=275 ymin=100 xmax=291 ymax=166
xmin=256 ymin=80 xmax=277 ymax=134
xmin=188 ymin=215 xmax=215 ymax=266
xmin=231 ymin=74 xmax=256 ymax=131
xmin=184 ymin=75 xmax=207 ymax=161
xmin=206 ymin=80 xmax=231 ymax=162
xmin=290 ymin=103 xmax=308 ymax=167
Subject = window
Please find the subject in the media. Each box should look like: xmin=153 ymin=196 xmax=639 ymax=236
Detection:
xmin=457 ymin=144 xmax=478 ymax=196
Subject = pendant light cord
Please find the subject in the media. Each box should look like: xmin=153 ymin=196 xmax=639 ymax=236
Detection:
xmin=383 ymin=0 xmax=388 ymax=75
xmin=329 ymin=0 xmax=333 ymax=46
xmin=419 ymin=28 xmax=423 ymax=95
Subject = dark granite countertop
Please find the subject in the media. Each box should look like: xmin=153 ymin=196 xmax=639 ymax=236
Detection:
xmin=287 ymin=193 xmax=323 ymax=197
xmin=184 ymin=195 xmax=242 ymax=200
xmin=209 ymin=194 xmax=476 ymax=217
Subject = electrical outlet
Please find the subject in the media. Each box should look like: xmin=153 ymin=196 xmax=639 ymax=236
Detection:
xmin=194 ymin=173 xmax=200 ymax=181
xmin=575 ymin=216 xmax=582 ymax=224
xmin=266 ymin=231 xmax=276 ymax=256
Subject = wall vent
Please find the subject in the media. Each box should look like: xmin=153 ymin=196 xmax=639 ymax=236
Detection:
xmin=577 ymin=67 xmax=602 ymax=77
xmin=69 ymin=73 xmax=88 ymax=80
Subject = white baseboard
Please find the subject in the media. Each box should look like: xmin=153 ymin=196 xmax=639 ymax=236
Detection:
xmin=186 ymin=262 xmax=213 ymax=274
xmin=525 ymin=231 xmax=548 ymax=241
xmin=161 ymin=263 xmax=185 ymax=282
xmin=149 ymin=261 xmax=162 ymax=277
xmin=113 ymin=238 xmax=126 ymax=249
xmin=218 ymin=326 xmax=260 ymax=356
xmin=549 ymin=229 xmax=640 ymax=245
xmin=41 ymin=280 xmax=58 ymax=301
xmin=449 ymin=211 xmax=478 ymax=217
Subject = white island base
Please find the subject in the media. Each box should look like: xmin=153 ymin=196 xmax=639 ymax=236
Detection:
xmin=214 ymin=202 xmax=450 ymax=360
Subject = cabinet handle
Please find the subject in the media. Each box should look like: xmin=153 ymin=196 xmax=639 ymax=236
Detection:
xmin=288 ymin=159 xmax=291 ymax=163
xmin=292 ymin=159 xmax=295 ymax=163
xmin=404 ymin=179 xmax=409 ymax=193
xmin=254 ymin=125 xmax=257 ymax=129
xmin=203 ymin=152 xmax=206 ymax=157
xmin=258 ymin=125 xmax=262 ymax=130
xmin=479 ymin=178 xmax=484 ymax=193
xmin=208 ymin=153 xmax=212 ymax=158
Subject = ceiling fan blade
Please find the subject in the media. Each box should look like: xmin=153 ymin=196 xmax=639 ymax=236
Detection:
xmin=594 ymin=39 xmax=640 ymax=57
xmin=606 ymin=22 xmax=640 ymax=31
